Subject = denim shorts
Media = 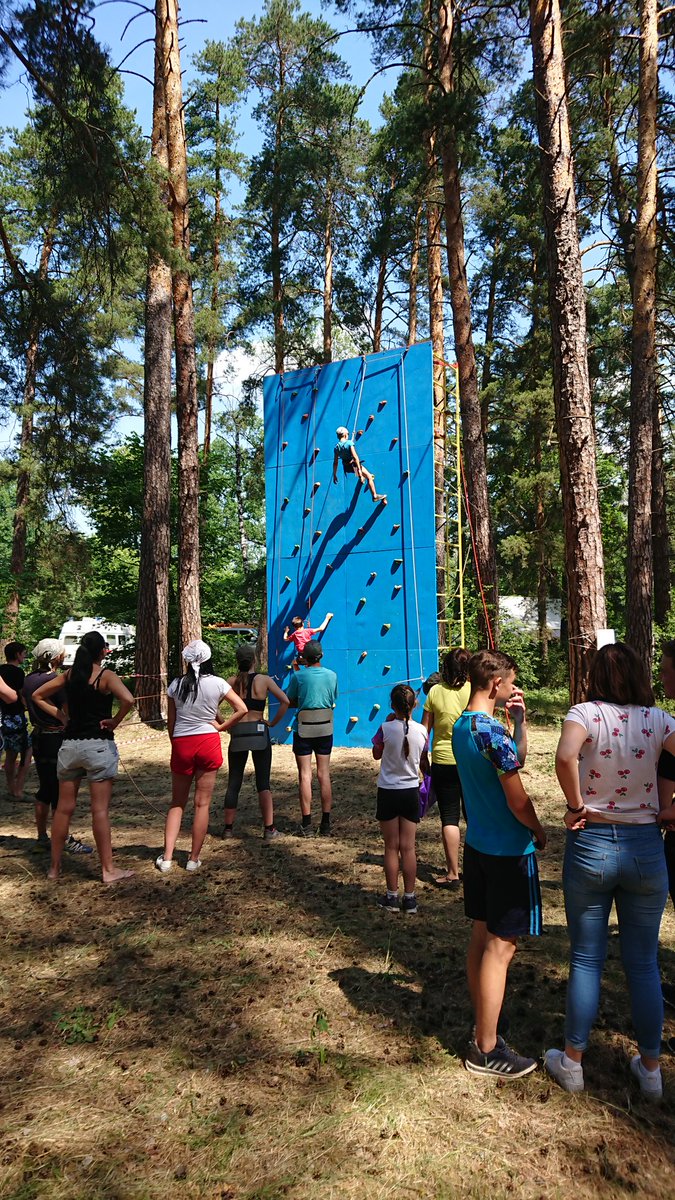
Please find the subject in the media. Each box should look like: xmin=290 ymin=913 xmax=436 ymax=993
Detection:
xmin=57 ymin=738 xmax=119 ymax=782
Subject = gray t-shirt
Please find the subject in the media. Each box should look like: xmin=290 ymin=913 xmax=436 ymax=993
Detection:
xmin=167 ymin=674 xmax=231 ymax=736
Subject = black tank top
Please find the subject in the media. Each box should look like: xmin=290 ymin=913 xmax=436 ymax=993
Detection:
xmin=246 ymin=672 xmax=266 ymax=713
xmin=64 ymin=667 xmax=114 ymax=740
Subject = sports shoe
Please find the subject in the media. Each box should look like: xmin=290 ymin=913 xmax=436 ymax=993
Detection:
xmin=65 ymin=835 xmax=93 ymax=855
xmin=544 ymin=1048 xmax=584 ymax=1093
xmin=263 ymin=827 xmax=282 ymax=842
xmin=465 ymin=1036 xmax=538 ymax=1079
xmin=36 ymin=832 xmax=50 ymax=850
xmin=377 ymin=893 xmax=400 ymax=913
xmin=155 ymin=854 xmax=173 ymax=873
xmin=469 ymin=1013 xmax=511 ymax=1045
xmin=630 ymin=1054 xmax=663 ymax=1101
xmin=401 ymin=894 xmax=418 ymax=915
xmin=298 ymin=823 xmax=314 ymax=837
xmin=185 ymin=858 xmax=202 ymax=872
xmin=318 ymin=822 xmax=331 ymax=837
xmin=222 ymin=826 xmax=235 ymax=840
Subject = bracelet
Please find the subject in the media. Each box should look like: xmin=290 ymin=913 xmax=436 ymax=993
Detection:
xmin=566 ymin=803 xmax=585 ymax=813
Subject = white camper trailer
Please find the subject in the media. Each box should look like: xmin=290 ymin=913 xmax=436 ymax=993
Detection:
xmin=57 ymin=618 xmax=135 ymax=667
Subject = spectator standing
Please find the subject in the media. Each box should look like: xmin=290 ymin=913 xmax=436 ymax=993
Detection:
xmin=285 ymin=640 xmax=338 ymax=837
xmin=0 ymin=641 xmax=32 ymax=797
xmin=223 ymin=643 xmax=289 ymax=841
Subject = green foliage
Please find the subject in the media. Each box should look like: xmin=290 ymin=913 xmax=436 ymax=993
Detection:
xmin=54 ymin=1001 xmax=126 ymax=1044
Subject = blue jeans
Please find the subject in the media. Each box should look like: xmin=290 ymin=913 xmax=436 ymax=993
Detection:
xmin=563 ymin=823 xmax=668 ymax=1057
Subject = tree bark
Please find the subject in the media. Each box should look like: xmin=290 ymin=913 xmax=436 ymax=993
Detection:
xmin=480 ymin=237 xmax=499 ymax=447
xmin=626 ymin=0 xmax=658 ymax=666
xmin=4 ymin=223 xmax=55 ymax=629
xmin=530 ymin=0 xmax=607 ymax=701
xmin=323 ymin=207 xmax=333 ymax=363
xmin=436 ymin=0 xmax=498 ymax=644
xmin=652 ymin=392 xmax=670 ymax=625
xmin=203 ymin=89 xmax=222 ymax=470
xmin=161 ymin=0 xmax=201 ymax=650
xmin=407 ymin=199 xmax=422 ymax=347
xmin=373 ymin=249 xmax=387 ymax=353
xmin=136 ymin=6 xmax=173 ymax=724
xmin=428 ymin=190 xmax=448 ymax=651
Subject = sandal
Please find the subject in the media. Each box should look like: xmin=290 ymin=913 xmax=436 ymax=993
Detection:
xmin=433 ymin=874 xmax=462 ymax=889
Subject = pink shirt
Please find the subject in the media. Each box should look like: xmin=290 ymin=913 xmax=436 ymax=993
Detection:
xmin=288 ymin=627 xmax=318 ymax=653
xmin=566 ymin=701 xmax=675 ymax=823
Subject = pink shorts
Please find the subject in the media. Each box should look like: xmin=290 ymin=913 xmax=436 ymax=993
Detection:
xmin=170 ymin=733 xmax=223 ymax=776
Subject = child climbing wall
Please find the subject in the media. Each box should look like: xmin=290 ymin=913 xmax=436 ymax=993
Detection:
xmin=264 ymin=343 xmax=437 ymax=748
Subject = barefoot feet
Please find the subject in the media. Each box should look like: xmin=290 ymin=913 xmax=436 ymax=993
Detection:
xmin=102 ymin=868 xmax=135 ymax=885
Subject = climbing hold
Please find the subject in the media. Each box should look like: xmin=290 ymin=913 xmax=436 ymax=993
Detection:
xmin=313 ymin=447 xmax=320 ymax=456
xmin=313 ymin=530 xmax=322 ymax=539
xmin=390 ymin=438 xmax=398 ymax=446
xmin=327 ymin=563 xmax=334 ymax=572
xmin=382 ymin=623 xmax=391 ymax=632
xmin=286 ymin=725 xmax=293 ymax=732
xmin=356 ymin=429 xmax=364 ymax=437
xmin=359 ymin=598 xmax=366 ymax=605
xmin=284 ymin=576 xmax=291 ymax=583
xmin=312 ymin=482 xmax=321 ymax=493
xmin=367 ymin=414 xmax=374 ymax=424
xmin=357 ymin=527 xmax=365 ymax=536
xmin=393 ymin=558 xmax=403 ymax=566
xmin=373 ymin=703 xmax=381 ymax=711
xmin=291 ymin=390 xmax=298 ymax=398
xmin=304 ymin=507 xmax=311 ymax=516
xmin=349 ymin=715 xmax=359 ymax=723
xmin=393 ymin=584 xmax=401 ymax=593
xmin=383 ymin=665 xmax=391 ymax=673
xmin=392 ymin=524 xmax=400 ymax=533
xmin=378 ymin=399 xmax=387 ymax=411
xmin=344 ymin=379 xmax=351 ymax=388
xmin=358 ymin=651 xmax=367 ymax=662
xmin=369 ymin=572 xmax=377 ymax=580
xmin=282 ymin=441 xmax=288 ymax=449
xmin=302 ymin=412 xmax=309 ymax=421
xmin=293 ymin=544 xmax=300 ymax=553
xmin=402 ymin=470 xmax=409 ymax=479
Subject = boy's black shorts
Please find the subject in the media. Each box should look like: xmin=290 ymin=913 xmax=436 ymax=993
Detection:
xmin=292 ymin=732 xmax=333 ymax=757
xmin=463 ymin=842 xmax=542 ymax=938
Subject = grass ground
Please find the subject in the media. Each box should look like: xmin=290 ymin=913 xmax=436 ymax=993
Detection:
xmin=2 ymin=725 xmax=675 ymax=1199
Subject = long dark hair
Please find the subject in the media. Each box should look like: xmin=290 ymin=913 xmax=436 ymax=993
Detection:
xmin=69 ymin=631 xmax=106 ymax=691
xmin=586 ymin=642 xmax=655 ymax=707
xmin=233 ymin=643 xmax=256 ymax=698
xmin=390 ymin=683 xmax=416 ymax=759
xmin=441 ymin=647 xmax=471 ymax=689
xmin=175 ymin=658 xmax=215 ymax=704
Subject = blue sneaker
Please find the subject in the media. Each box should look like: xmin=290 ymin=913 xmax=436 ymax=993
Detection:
xmin=65 ymin=835 xmax=93 ymax=855
xmin=377 ymin=893 xmax=400 ymax=913
xmin=465 ymin=1037 xmax=537 ymax=1079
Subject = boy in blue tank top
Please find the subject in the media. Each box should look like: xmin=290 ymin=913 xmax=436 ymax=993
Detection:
xmin=452 ymin=649 xmax=546 ymax=1079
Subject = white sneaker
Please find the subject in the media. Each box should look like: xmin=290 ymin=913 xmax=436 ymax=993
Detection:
xmin=630 ymin=1054 xmax=662 ymax=1101
xmin=544 ymin=1048 xmax=584 ymax=1093
xmin=155 ymin=854 xmax=173 ymax=873
xmin=185 ymin=858 xmax=202 ymax=872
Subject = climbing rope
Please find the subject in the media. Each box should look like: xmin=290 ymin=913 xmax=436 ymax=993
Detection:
xmin=460 ymin=451 xmax=495 ymax=649
xmin=350 ymin=355 xmax=368 ymax=443
xmin=275 ymin=374 xmax=286 ymax=630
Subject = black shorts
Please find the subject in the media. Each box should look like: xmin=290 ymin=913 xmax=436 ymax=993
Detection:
xmin=430 ymin=762 xmax=463 ymax=827
xmin=293 ymin=732 xmax=333 ymax=757
xmin=376 ymin=786 xmax=420 ymax=824
xmin=463 ymin=842 xmax=542 ymax=938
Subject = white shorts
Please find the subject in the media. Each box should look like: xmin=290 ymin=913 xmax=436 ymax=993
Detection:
xmin=57 ymin=739 xmax=119 ymax=783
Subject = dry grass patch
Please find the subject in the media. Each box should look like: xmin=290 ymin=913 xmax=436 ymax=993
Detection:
xmin=1 ymin=728 xmax=675 ymax=1198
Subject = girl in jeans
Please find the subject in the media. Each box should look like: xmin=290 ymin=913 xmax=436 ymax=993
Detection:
xmin=546 ymin=642 xmax=675 ymax=1099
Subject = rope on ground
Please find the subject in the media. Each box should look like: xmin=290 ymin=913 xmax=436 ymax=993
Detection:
xmin=117 ymin=756 xmax=166 ymax=817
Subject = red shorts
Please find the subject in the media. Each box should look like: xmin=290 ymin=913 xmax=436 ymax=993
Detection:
xmin=170 ymin=733 xmax=223 ymax=776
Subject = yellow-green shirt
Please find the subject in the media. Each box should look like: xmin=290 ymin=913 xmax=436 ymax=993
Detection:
xmin=424 ymin=681 xmax=471 ymax=764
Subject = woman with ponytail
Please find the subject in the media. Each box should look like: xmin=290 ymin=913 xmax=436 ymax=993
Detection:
xmin=222 ymin=644 xmax=289 ymax=841
xmin=156 ymin=640 xmax=246 ymax=872
xmin=422 ymin=647 xmax=472 ymax=888
xmin=372 ymin=683 xmax=429 ymax=914
xmin=33 ymin=631 xmax=135 ymax=883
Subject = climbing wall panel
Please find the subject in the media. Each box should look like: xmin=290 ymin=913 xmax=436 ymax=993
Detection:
xmin=264 ymin=343 xmax=437 ymax=747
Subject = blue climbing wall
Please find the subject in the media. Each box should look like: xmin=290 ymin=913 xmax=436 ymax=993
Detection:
xmin=264 ymin=343 xmax=437 ymax=747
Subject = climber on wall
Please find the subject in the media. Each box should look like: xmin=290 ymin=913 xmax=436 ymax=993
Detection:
xmin=332 ymin=426 xmax=386 ymax=505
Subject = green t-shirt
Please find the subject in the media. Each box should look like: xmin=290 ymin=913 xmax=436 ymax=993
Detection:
xmin=423 ymin=680 xmax=471 ymax=764
xmin=286 ymin=666 xmax=338 ymax=730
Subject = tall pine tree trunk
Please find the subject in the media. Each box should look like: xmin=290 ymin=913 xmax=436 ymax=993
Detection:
xmin=530 ymin=0 xmax=606 ymax=701
xmin=373 ymin=250 xmax=387 ymax=352
xmin=323 ymin=208 xmax=333 ymax=363
xmin=161 ymin=0 xmax=201 ymax=650
xmin=136 ymin=6 xmax=172 ymax=724
xmin=652 ymin=392 xmax=670 ymax=624
xmin=407 ymin=200 xmax=422 ymax=346
xmin=626 ymin=0 xmax=658 ymax=664
xmin=436 ymin=0 xmax=497 ymax=644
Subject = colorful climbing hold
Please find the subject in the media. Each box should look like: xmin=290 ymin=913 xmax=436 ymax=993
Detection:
xmin=382 ymin=623 xmax=391 ymax=631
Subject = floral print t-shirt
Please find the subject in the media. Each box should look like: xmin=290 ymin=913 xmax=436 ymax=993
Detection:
xmin=565 ymin=701 xmax=675 ymax=823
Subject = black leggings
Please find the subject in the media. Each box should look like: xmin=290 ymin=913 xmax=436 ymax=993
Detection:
xmin=32 ymin=730 xmax=63 ymax=811
xmin=225 ymin=744 xmax=273 ymax=806
xmin=430 ymin=762 xmax=464 ymax=827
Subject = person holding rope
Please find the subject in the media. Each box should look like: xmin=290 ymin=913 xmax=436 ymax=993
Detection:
xmin=286 ymin=640 xmax=338 ymax=837
xmin=333 ymin=426 xmax=386 ymax=504
xmin=23 ymin=638 xmax=91 ymax=855
xmin=33 ymin=630 xmax=135 ymax=884
xmin=156 ymin=640 xmax=246 ymax=873
xmin=222 ymin=643 xmax=290 ymax=841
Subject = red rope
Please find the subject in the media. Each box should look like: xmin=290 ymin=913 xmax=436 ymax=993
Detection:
xmin=459 ymin=450 xmax=495 ymax=649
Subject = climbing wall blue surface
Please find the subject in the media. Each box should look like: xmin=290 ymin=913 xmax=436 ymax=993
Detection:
xmin=264 ymin=343 xmax=437 ymax=747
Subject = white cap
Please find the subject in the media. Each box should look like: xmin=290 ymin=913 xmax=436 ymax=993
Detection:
xmin=182 ymin=639 xmax=211 ymax=675
xmin=32 ymin=638 xmax=65 ymax=661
